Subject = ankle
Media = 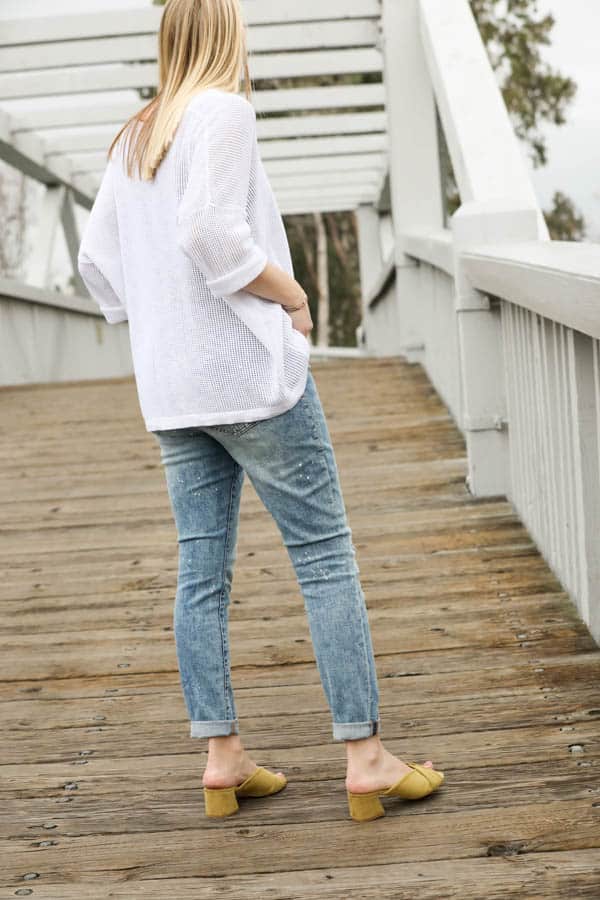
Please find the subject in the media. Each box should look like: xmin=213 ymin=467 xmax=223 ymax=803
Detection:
xmin=206 ymin=734 xmax=245 ymax=764
xmin=345 ymin=735 xmax=384 ymax=767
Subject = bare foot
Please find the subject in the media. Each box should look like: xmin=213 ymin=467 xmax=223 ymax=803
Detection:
xmin=201 ymin=734 xmax=285 ymax=789
xmin=345 ymin=735 xmax=438 ymax=793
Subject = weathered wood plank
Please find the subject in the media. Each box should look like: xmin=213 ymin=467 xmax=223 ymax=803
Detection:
xmin=9 ymin=850 xmax=600 ymax=900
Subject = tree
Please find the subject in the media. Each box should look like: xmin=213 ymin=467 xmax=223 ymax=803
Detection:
xmin=471 ymin=0 xmax=576 ymax=168
xmin=442 ymin=1 xmax=585 ymax=240
xmin=544 ymin=191 xmax=586 ymax=241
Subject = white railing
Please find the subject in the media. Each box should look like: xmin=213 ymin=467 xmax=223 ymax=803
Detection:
xmin=356 ymin=0 xmax=600 ymax=643
xmin=0 ymin=278 xmax=132 ymax=385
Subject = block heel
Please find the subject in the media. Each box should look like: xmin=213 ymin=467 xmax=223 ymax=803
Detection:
xmin=202 ymin=766 xmax=287 ymax=818
xmin=203 ymin=786 xmax=239 ymax=817
xmin=347 ymin=790 xmax=385 ymax=822
xmin=347 ymin=761 xmax=444 ymax=823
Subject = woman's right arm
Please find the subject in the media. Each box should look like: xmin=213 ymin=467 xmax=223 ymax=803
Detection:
xmin=176 ymin=94 xmax=312 ymax=337
xmin=244 ymin=261 xmax=313 ymax=338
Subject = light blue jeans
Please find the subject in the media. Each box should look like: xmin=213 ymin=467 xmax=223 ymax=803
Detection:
xmin=152 ymin=368 xmax=380 ymax=741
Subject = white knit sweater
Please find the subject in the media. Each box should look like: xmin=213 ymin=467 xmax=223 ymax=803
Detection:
xmin=77 ymin=87 xmax=310 ymax=431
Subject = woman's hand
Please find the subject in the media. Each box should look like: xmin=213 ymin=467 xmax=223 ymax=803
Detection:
xmin=286 ymin=298 xmax=313 ymax=339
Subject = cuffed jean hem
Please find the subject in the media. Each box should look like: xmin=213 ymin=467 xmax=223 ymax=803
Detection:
xmin=332 ymin=719 xmax=380 ymax=741
xmin=190 ymin=719 xmax=240 ymax=738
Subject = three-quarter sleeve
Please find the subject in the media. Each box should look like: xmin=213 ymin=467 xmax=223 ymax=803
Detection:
xmin=175 ymin=94 xmax=268 ymax=297
xmin=78 ymin=161 xmax=128 ymax=324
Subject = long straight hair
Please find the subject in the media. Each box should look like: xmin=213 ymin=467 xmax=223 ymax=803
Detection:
xmin=108 ymin=0 xmax=252 ymax=181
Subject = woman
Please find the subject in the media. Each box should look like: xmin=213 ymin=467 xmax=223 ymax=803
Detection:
xmin=77 ymin=0 xmax=443 ymax=823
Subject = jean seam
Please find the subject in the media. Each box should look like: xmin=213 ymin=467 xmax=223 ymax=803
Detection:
xmin=218 ymin=466 xmax=239 ymax=720
xmin=304 ymin=377 xmax=371 ymax=725
xmin=303 ymin=379 xmax=337 ymax=508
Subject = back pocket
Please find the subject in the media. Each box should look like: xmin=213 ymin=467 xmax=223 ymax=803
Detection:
xmin=207 ymin=421 xmax=260 ymax=437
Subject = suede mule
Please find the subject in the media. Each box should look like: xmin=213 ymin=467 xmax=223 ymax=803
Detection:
xmin=203 ymin=766 xmax=287 ymax=817
xmin=347 ymin=761 xmax=444 ymax=822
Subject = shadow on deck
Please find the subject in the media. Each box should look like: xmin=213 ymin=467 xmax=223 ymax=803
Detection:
xmin=1 ymin=356 xmax=600 ymax=897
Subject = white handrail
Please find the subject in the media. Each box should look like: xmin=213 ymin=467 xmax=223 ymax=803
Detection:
xmin=461 ymin=242 xmax=600 ymax=340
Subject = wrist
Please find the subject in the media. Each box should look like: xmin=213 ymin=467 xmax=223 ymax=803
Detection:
xmin=282 ymin=292 xmax=307 ymax=313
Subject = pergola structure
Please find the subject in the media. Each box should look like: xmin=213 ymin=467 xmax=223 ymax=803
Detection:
xmin=2 ymin=0 xmax=600 ymax=642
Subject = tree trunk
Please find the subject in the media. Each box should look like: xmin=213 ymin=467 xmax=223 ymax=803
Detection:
xmin=313 ymin=211 xmax=329 ymax=347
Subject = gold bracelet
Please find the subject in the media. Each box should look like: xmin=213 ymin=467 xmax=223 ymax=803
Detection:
xmin=283 ymin=297 xmax=307 ymax=313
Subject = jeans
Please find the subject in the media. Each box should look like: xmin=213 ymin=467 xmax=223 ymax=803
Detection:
xmin=152 ymin=368 xmax=380 ymax=741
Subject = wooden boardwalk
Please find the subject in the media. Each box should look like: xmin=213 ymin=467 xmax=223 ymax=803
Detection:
xmin=1 ymin=356 xmax=600 ymax=898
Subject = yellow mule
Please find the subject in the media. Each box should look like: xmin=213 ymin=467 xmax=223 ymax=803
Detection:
xmin=203 ymin=766 xmax=287 ymax=817
xmin=347 ymin=761 xmax=444 ymax=823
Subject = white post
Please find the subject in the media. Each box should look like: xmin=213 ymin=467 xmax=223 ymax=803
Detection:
xmin=452 ymin=200 xmax=541 ymax=495
xmin=355 ymin=204 xmax=383 ymax=314
xmin=569 ymin=331 xmax=600 ymax=641
xmin=381 ymin=0 xmax=445 ymax=359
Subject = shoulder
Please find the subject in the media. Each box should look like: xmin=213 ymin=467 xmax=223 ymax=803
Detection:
xmin=186 ymin=88 xmax=257 ymax=129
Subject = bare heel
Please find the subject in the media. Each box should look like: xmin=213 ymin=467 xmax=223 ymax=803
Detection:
xmin=347 ymin=790 xmax=385 ymax=822
xmin=203 ymin=786 xmax=240 ymax=817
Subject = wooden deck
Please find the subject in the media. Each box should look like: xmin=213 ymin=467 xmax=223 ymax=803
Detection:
xmin=2 ymin=356 xmax=600 ymax=898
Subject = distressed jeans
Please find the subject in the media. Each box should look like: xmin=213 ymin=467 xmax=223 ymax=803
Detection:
xmin=152 ymin=368 xmax=380 ymax=741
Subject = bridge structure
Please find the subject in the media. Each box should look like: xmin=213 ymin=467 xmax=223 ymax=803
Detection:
xmin=1 ymin=1 xmax=600 ymax=895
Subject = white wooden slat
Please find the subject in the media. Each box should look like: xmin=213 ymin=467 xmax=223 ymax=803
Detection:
xmin=70 ymin=134 xmax=388 ymax=184
xmin=548 ymin=322 xmax=568 ymax=572
xmin=42 ymin=112 xmax=387 ymax=155
xmin=532 ymin=313 xmax=548 ymax=549
xmin=243 ymin=0 xmax=381 ymax=25
xmin=258 ymin=111 xmax=386 ymax=139
xmin=67 ymin=150 xmax=386 ymax=178
xmin=0 ymin=1 xmax=380 ymax=46
xmin=569 ymin=331 xmax=600 ymax=624
xmin=257 ymin=133 xmax=388 ymax=159
xmin=0 ymin=49 xmax=382 ymax=99
xmin=279 ymin=198 xmax=360 ymax=215
xmin=539 ymin=317 xmax=560 ymax=568
xmin=565 ymin=328 xmax=581 ymax=598
xmin=68 ymin=134 xmax=386 ymax=163
xmin=268 ymin=171 xmax=381 ymax=190
xmin=10 ymin=83 xmax=386 ymax=131
xmin=266 ymin=152 xmax=385 ymax=175
xmin=274 ymin=185 xmax=373 ymax=200
xmin=0 ymin=20 xmax=379 ymax=72
xmin=501 ymin=302 xmax=522 ymax=515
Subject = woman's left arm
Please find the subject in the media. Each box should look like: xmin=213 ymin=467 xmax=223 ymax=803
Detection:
xmin=78 ymin=161 xmax=128 ymax=324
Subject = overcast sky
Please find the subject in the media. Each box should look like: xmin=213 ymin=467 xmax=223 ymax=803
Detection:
xmin=3 ymin=0 xmax=598 ymax=238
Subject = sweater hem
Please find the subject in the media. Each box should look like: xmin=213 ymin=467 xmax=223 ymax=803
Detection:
xmin=145 ymin=370 xmax=309 ymax=433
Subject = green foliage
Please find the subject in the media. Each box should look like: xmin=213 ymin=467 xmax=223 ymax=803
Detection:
xmin=543 ymin=191 xmax=587 ymax=241
xmin=471 ymin=0 xmax=576 ymax=167
xmin=442 ymin=1 xmax=585 ymax=241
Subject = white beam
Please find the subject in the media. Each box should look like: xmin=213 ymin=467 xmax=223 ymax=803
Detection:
xmin=10 ymin=83 xmax=386 ymax=132
xmin=0 ymin=20 xmax=379 ymax=72
xmin=0 ymin=1 xmax=380 ymax=46
xmin=0 ymin=50 xmax=382 ymax=99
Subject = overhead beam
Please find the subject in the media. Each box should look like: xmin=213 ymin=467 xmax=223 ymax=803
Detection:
xmin=0 ymin=20 xmax=379 ymax=72
xmin=0 ymin=50 xmax=382 ymax=99
xmin=65 ymin=150 xmax=386 ymax=178
xmin=0 ymin=1 xmax=380 ymax=46
xmin=42 ymin=111 xmax=387 ymax=156
xmin=0 ymin=108 xmax=95 ymax=207
xmin=11 ymin=83 xmax=386 ymax=132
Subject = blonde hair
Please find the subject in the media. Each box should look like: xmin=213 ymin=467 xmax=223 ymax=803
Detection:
xmin=108 ymin=0 xmax=252 ymax=180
